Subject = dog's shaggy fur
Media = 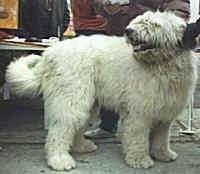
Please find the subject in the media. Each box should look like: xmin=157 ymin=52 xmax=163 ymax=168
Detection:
xmin=6 ymin=11 xmax=198 ymax=170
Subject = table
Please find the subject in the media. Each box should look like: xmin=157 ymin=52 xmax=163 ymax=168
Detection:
xmin=0 ymin=42 xmax=47 ymax=99
xmin=0 ymin=42 xmax=47 ymax=51
xmin=0 ymin=41 xmax=48 ymax=96
xmin=0 ymin=42 xmax=48 ymax=125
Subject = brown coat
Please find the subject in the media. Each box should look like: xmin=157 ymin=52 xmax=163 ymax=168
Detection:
xmin=93 ymin=0 xmax=190 ymax=35
xmin=72 ymin=0 xmax=108 ymax=32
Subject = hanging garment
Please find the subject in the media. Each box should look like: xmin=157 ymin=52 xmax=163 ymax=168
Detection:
xmin=21 ymin=0 xmax=70 ymax=38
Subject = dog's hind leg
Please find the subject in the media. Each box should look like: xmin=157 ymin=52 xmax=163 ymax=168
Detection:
xmin=45 ymin=98 xmax=95 ymax=170
xmin=45 ymin=101 xmax=77 ymax=171
xmin=72 ymin=104 xmax=99 ymax=153
xmin=45 ymin=77 xmax=95 ymax=170
xmin=121 ymin=115 xmax=154 ymax=169
xmin=150 ymin=122 xmax=178 ymax=162
xmin=72 ymin=129 xmax=97 ymax=153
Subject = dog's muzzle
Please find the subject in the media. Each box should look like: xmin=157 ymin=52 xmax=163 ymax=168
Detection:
xmin=125 ymin=28 xmax=156 ymax=52
xmin=125 ymin=28 xmax=135 ymax=36
xmin=125 ymin=28 xmax=137 ymax=41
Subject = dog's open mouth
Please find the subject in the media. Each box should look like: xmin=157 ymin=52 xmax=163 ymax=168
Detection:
xmin=126 ymin=36 xmax=156 ymax=52
xmin=133 ymin=42 xmax=156 ymax=52
xmin=128 ymin=37 xmax=157 ymax=52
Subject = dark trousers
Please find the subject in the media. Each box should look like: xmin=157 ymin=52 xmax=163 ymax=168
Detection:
xmin=99 ymin=108 xmax=119 ymax=133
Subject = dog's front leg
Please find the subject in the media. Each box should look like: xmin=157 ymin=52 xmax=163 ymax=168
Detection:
xmin=121 ymin=115 xmax=154 ymax=169
xmin=150 ymin=122 xmax=178 ymax=162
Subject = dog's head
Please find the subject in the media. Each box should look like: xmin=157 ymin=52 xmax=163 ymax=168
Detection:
xmin=125 ymin=11 xmax=188 ymax=63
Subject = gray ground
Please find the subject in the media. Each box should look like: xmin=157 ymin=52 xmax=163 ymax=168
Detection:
xmin=0 ymin=99 xmax=200 ymax=174
xmin=1 ymin=142 xmax=200 ymax=174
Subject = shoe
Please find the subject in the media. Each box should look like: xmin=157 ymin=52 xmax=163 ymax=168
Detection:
xmin=84 ymin=128 xmax=116 ymax=139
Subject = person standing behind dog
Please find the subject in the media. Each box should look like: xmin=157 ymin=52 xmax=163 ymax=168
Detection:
xmin=72 ymin=0 xmax=191 ymax=138
xmin=70 ymin=0 xmax=119 ymax=138
xmin=94 ymin=0 xmax=190 ymax=36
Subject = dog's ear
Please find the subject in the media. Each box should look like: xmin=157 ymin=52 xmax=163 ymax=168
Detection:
xmin=182 ymin=18 xmax=200 ymax=49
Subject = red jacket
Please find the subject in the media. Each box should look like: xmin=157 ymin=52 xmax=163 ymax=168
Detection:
xmin=72 ymin=0 xmax=108 ymax=32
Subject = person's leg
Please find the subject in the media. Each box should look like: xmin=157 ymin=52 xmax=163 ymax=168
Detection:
xmin=99 ymin=108 xmax=119 ymax=133
xmin=84 ymin=108 xmax=119 ymax=138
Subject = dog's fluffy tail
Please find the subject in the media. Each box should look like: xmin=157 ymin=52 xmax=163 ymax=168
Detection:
xmin=6 ymin=54 xmax=43 ymax=97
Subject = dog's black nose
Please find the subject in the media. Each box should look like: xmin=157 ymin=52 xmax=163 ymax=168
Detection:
xmin=125 ymin=28 xmax=134 ymax=36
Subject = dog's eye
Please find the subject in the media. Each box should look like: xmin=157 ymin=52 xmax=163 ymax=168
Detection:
xmin=153 ymin=23 xmax=161 ymax=27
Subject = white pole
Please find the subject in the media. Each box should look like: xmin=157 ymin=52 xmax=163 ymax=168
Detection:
xmin=180 ymin=1 xmax=199 ymax=135
xmin=63 ymin=0 xmax=76 ymax=37
xmin=189 ymin=0 xmax=200 ymax=22
xmin=67 ymin=0 xmax=72 ymax=19
xmin=188 ymin=94 xmax=193 ymax=131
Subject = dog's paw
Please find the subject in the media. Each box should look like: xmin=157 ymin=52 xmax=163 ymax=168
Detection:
xmin=151 ymin=149 xmax=178 ymax=162
xmin=125 ymin=154 xmax=154 ymax=169
xmin=73 ymin=139 xmax=97 ymax=153
xmin=47 ymin=153 xmax=76 ymax=171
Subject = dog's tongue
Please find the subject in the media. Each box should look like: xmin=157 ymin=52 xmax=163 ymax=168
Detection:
xmin=134 ymin=43 xmax=154 ymax=52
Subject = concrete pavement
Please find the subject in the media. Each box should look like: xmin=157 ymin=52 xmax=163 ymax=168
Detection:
xmin=0 ymin=142 xmax=200 ymax=174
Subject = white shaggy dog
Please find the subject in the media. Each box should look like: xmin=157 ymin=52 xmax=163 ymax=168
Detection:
xmin=6 ymin=11 xmax=198 ymax=170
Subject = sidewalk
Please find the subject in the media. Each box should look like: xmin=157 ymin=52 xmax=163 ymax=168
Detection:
xmin=0 ymin=142 xmax=200 ymax=174
xmin=0 ymin=99 xmax=200 ymax=174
